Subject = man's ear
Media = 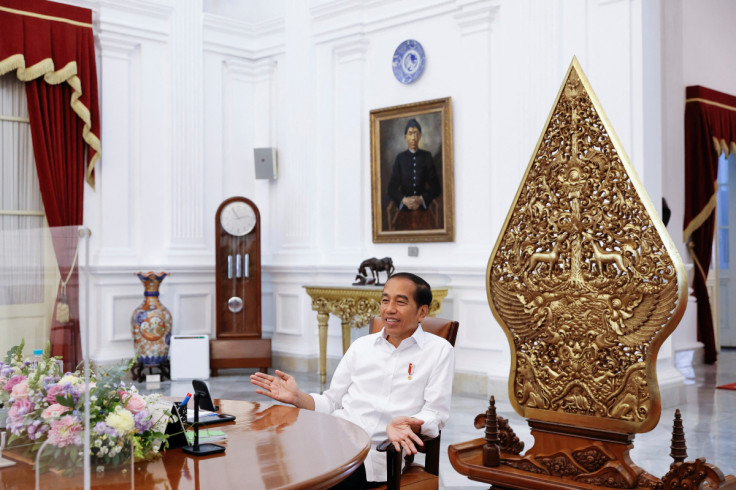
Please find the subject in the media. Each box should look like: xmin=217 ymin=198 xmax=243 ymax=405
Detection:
xmin=417 ymin=304 xmax=429 ymax=323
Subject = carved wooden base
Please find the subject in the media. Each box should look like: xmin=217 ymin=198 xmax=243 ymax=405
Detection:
xmin=209 ymin=338 xmax=271 ymax=376
xmin=448 ymin=419 xmax=736 ymax=489
xmin=130 ymin=359 xmax=170 ymax=382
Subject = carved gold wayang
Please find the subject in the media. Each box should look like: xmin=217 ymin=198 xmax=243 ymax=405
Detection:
xmin=488 ymin=58 xmax=686 ymax=434
xmin=447 ymin=58 xmax=735 ymax=489
xmin=487 ymin=61 xmax=687 ymax=432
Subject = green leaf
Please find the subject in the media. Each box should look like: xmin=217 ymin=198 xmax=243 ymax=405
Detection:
xmin=56 ymin=393 xmax=76 ymax=408
xmin=4 ymin=339 xmax=25 ymax=364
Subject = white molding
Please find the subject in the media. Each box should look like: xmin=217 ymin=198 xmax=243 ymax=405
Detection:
xmin=223 ymin=58 xmax=278 ymax=83
xmin=202 ymin=14 xmax=285 ymax=59
xmin=332 ymin=36 xmax=370 ymax=63
xmin=202 ymin=13 xmax=285 ymax=39
xmin=99 ymin=0 xmax=172 ymax=18
xmin=98 ymin=32 xmax=143 ymax=53
xmin=454 ymin=0 xmax=500 ymax=35
xmin=310 ymin=0 xmax=458 ymax=44
xmin=98 ymin=20 xmax=169 ymax=43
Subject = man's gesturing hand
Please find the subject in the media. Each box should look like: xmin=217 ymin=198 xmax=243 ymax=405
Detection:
xmin=250 ymin=370 xmax=314 ymax=409
xmin=386 ymin=416 xmax=425 ymax=454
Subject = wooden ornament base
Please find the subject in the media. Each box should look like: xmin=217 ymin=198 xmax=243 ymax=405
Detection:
xmin=449 ymin=398 xmax=736 ymax=490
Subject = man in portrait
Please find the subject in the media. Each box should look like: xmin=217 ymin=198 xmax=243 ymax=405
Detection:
xmin=386 ymin=118 xmax=441 ymax=231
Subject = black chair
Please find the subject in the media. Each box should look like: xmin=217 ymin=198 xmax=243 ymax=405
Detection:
xmin=368 ymin=316 xmax=459 ymax=490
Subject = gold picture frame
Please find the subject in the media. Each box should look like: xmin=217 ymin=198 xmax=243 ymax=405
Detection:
xmin=370 ymin=97 xmax=454 ymax=243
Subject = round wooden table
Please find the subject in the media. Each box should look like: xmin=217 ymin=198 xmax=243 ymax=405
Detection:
xmin=0 ymin=399 xmax=371 ymax=489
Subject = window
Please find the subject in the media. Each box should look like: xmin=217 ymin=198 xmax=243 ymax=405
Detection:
xmin=0 ymin=74 xmax=45 ymax=305
xmin=716 ymin=151 xmax=731 ymax=270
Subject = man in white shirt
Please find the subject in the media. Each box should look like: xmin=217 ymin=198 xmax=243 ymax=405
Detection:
xmin=250 ymin=272 xmax=455 ymax=489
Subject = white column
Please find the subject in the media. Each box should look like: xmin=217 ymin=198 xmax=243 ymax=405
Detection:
xmin=454 ymin=0 xmax=498 ymax=257
xmin=332 ymin=37 xmax=368 ymax=253
xmin=170 ymin=0 xmax=205 ymax=252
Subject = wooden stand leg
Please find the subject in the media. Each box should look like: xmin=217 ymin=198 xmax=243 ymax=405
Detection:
xmin=317 ymin=311 xmax=329 ymax=386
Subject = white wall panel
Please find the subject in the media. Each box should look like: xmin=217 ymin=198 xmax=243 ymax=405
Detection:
xmin=97 ymin=36 xmax=139 ymax=263
xmin=176 ymin=293 xmax=213 ymax=335
xmin=111 ymin=294 xmax=141 ymax=342
xmin=274 ymin=292 xmax=301 ymax=335
xmin=332 ymin=39 xmax=368 ymax=251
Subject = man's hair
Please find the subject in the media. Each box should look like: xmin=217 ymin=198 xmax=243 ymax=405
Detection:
xmin=404 ymin=118 xmax=422 ymax=135
xmin=388 ymin=272 xmax=432 ymax=307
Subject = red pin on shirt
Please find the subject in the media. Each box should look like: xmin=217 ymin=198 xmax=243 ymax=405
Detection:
xmin=408 ymin=363 xmax=415 ymax=380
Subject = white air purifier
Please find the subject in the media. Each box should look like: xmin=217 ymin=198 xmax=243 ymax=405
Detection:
xmin=170 ymin=334 xmax=210 ymax=380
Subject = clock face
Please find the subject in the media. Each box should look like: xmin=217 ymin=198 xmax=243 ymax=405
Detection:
xmin=220 ymin=201 xmax=256 ymax=236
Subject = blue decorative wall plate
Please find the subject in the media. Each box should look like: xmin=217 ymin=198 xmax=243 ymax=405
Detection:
xmin=392 ymin=40 xmax=426 ymax=84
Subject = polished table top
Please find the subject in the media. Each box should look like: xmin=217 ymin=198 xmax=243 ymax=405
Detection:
xmin=0 ymin=399 xmax=371 ymax=489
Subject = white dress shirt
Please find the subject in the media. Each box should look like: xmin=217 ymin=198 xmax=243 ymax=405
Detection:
xmin=311 ymin=324 xmax=455 ymax=482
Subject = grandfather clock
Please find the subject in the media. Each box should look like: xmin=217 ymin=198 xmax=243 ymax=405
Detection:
xmin=211 ymin=196 xmax=271 ymax=375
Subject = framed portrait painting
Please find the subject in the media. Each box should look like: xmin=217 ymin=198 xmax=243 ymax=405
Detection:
xmin=370 ymin=97 xmax=454 ymax=243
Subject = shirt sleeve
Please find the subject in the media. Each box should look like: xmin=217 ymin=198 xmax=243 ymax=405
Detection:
xmin=409 ymin=341 xmax=455 ymax=438
xmin=310 ymin=341 xmax=355 ymax=414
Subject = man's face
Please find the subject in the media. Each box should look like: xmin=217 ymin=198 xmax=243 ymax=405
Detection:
xmin=380 ymin=276 xmax=428 ymax=345
xmin=405 ymin=127 xmax=421 ymax=151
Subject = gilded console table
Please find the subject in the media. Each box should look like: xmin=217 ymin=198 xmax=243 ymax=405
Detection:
xmin=303 ymin=285 xmax=448 ymax=385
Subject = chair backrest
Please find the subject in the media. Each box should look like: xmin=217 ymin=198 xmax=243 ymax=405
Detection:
xmin=369 ymin=316 xmax=459 ymax=347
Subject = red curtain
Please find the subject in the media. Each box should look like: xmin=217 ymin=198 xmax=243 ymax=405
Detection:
xmin=1 ymin=0 xmax=101 ymax=371
xmin=684 ymin=85 xmax=736 ymax=365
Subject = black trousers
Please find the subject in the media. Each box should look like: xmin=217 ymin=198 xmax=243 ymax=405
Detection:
xmin=329 ymin=463 xmax=386 ymax=490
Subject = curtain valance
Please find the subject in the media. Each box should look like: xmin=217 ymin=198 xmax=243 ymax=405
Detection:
xmin=0 ymin=0 xmax=100 ymax=187
xmin=684 ymin=85 xmax=736 ymax=364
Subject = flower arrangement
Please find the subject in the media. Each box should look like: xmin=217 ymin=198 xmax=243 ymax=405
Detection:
xmin=0 ymin=340 xmax=172 ymax=474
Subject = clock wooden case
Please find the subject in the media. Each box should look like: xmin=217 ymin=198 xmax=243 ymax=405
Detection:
xmin=212 ymin=196 xmax=271 ymax=375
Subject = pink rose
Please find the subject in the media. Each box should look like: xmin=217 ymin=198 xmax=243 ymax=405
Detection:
xmin=47 ymin=415 xmax=82 ymax=447
xmin=124 ymin=393 xmax=146 ymax=414
xmin=8 ymin=397 xmax=33 ymax=417
xmin=7 ymin=397 xmax=34 ymax=433
xmin=41 ymin=403 xmax=70 ymax=419
xmin=3 ymin=375 xmax=26 ymax=393
xmin=45 ymin=384 xmax=63 ymax=404
xmin=10 ymin=380 xmax=29 ymax=399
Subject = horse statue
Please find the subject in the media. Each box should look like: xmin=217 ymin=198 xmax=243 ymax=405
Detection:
xmin=357 ymin=257 xmax=394 ymax=285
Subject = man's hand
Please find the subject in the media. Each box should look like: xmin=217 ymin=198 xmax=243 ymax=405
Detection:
xmin=250 ymin=370 xmax=315 ymax=410
xmin=401 ymin=196 xmax=422 ymax=210
xmin=386 ymin=416 xmax=425 ymax=454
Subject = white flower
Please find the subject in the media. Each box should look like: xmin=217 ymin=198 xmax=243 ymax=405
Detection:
xmin=105 ymin=408 xmax=135 ymax=435
xmin=58 ymin=374 xmax=82 ymax=386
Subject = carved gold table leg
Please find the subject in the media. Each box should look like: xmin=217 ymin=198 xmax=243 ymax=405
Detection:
xmin=341 ymin=321 xmax=351 ymax=354
xmin=317 ymin=311 xmax=329 ymax=387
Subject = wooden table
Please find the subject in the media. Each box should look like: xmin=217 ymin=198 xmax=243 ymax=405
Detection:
xmin=0 ymin=399 xmax=370 ymax=489
xmin=303 ymin=285 xmax=449 ymax=385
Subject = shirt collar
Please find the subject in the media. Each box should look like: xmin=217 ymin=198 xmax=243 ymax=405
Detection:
xmin=376 ymin=323 xmax=426 ymax=349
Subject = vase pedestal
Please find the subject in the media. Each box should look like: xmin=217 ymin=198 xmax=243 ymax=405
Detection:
xmin=130 ymin=359 xmax=170 ymax=382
